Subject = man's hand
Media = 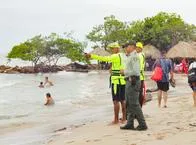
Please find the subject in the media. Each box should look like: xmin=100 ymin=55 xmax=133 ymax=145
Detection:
xmin=120 ymin=69 xmax=124 ymax=75
xmin=85 ymin=53 xmax=91 ymax=59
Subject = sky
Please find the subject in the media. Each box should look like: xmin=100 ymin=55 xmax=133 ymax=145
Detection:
xmin=0 ymin=0 xmax=195 ymax=54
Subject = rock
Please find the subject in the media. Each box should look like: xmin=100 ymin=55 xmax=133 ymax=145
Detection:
xmin=4 ymin=68 xmax=20 ymax=74
xmin=20 ymin=67 xmax=35 ymax=73
xmin=0 ymin=64 xmax=90 ymax=74
xmin=0 ymin=65 xmax=11 ymax=71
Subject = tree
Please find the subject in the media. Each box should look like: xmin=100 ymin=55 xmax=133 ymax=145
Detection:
xmin=128 ymin=12 xmax=196 ymax=50
xmin=87 ymin=12 xmax=196 ymax=51
xmin=7 ymin=33 xmax=87 ymax=66
xmin=86 ymin=15 xmax=129 ymax=50
xmin=7 ymin=35 xmax=45 ymax=66
xmin=43 ymin=33 xmax=87 ymax=65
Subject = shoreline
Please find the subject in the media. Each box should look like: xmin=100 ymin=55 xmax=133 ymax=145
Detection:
xmin=47 ymin=94 xmax=196 ymax=145
xmin=46 ymin=73 xmax=196 ymax=145
xmin=0 ymin=72 xmax=194 ymax=145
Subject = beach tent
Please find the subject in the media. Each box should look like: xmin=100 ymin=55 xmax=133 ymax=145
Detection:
xmin=191 ymin=42 xmax=196 ymax=49
xmin=143 ymin=45 xmax=161 ymax=59
xmin=166 ymin=41 xmax=196 ymax=58
xmin=90 ymin=48 xmax=111 ymax=56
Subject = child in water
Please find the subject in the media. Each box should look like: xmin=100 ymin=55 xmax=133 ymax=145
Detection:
xmin=44 ymin=93 xmax=54 ymax=106
xmin=39 ymin=82 xmax=44 ymax=88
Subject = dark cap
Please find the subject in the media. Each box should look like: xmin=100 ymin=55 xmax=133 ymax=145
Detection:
xmin=122 ymin=41 xmax=136 ymax=48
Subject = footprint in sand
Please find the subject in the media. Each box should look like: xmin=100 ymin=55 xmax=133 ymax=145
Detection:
xmin=66 ymin=141 xmax=75 ymax=144
xmin=167 ymin=121 xmax=178 ymax=125
xmin=94 ymin=139 xmax=101 ymax=142
xmin=103 ymin=134 xmax=113 ymax=137
xmin=86 ymin=139 xmax=101 ymax=142
xmin=154 ymin=133 xmax=166 ymax=140
xmin=86 ymin=140 xmax=91 ymax=143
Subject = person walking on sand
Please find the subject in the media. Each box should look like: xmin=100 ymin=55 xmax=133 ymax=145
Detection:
xmin=153 ymin=51 xmax=174 ymax=108
xmin=44 ymin=77 xmax=54 ymax=87
xmin=85 ymin=42 xmax=126 ymax=124
xmin=188 ymin=60 xmax=196 ymax=106
xmin=120 ymin=42 xmax=148 ymax=131
xmin=44 ymin=93 xmax=54 ymax=106
xmin=136 ymin=42 xmax=146 ymax=107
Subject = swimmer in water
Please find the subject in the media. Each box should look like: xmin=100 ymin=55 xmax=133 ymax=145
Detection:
xmin=44 ymin=93 xmax=54 ymax=106
xmin=39 ymin=82 xmax=44 ymax=88
xmin=44 ymin=77 xmax=54 ymax=87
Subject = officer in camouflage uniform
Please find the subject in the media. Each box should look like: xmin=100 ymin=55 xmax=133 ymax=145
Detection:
xmin=120 ymin=42 xmax=148 ymax=131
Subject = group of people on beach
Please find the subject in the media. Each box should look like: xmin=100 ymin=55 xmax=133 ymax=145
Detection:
xmin=38 ymin=76 xmax=55 ymax=106
xmin=85 ymin=41 xmax=196 ymax=131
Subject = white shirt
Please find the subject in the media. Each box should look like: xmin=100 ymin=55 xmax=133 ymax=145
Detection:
xmin=124 ymin=50 xmax=140 ymax=77
xmin=189 ymin=61 xmax=196 ymax=70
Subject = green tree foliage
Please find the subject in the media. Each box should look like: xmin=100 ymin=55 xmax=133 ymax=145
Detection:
xmin=7 ymin=33 xmax=87 ymax=66
xmin=130 ymin=12 xmax=196 ymax=50
xmin=86 ymin=15 xmax=129 ymax=50
xmin=7 ymin=35 xmax=45 ymax=65
xmin=87 ymin=12 xmax=196 ymax=51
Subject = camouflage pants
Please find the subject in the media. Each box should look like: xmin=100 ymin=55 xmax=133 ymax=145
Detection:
xmin=125 ymin=78 xmax=147 ymax=127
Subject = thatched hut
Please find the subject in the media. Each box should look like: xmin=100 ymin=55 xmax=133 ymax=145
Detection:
xmin=143 ymin=45 xmax=161 ymax=59
xmin=191 ymin=42 xmax=196 ymax=49
xmin=166 ymin=41 xmax=196 ymax=58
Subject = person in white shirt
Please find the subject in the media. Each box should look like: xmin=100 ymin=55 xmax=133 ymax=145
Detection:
xmin=188 ymin=60 xmax=196 ymax=107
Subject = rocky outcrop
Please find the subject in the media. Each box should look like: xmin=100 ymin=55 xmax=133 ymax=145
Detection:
xmin=0 ymin=63 xmax=97 ymax=74
xmin=0 ymin=65 xmax=20 ymax=74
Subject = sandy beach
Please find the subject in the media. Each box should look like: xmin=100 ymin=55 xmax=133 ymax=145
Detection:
xmin=47 ymin=74 xmax=196 ymax=145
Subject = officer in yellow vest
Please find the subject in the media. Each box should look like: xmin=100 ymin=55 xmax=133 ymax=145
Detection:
xmin=85 ymin=42 xmax=126 ymax=124
xmin=136 ymin=42 xmax=146 ymax=107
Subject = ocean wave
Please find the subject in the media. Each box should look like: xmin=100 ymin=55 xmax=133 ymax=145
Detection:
xmin=0 ymin=81 xmax=19 ymax=89
xmin=0 ymin=114 xmax=29 ymax=120
xmin=55 ymin=100 xmax=73 ymax=105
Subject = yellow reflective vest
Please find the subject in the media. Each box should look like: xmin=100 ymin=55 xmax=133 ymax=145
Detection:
xmin=91 ymin=53 xmax=126 ymax=94
xmin=138 ymin=52 xmax=145 ymax=80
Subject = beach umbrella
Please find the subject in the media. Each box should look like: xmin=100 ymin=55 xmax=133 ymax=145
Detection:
xmin=143 ymin=45 xmax=161 ymax=59
xmin=90 ymin=48 xmax=111 ymax=56
xmin=166 ymin=41 xmax=196 ymax=58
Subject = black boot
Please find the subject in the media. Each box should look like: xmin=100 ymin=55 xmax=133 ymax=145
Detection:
xmin=120 ymin=124 xmax=135 ymax=130
xmin=136 ymin=125 xmax=148 ymax=131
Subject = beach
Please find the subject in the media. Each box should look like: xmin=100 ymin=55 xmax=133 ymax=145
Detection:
xmin=47 ymin=73 xmax=196 ymax=145
xmin=0 ymin=71 xmax=195 ymax=145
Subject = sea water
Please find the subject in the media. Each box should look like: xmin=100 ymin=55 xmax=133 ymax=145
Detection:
xmin=0 ymin=71 xmax=112 ymax=145
xmin=0 ymin=56 xmax=192 ymax=145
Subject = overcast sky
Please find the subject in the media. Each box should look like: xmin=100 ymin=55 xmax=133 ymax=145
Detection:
xmin=0 ymin=0 xmax=195 ymax=54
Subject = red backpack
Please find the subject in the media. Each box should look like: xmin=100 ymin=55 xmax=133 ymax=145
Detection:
xmin=151 ymin=65 xmax=163 ymax=81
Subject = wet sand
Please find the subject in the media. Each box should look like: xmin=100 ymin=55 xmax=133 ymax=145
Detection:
xmin=47 ymin=74 xmax=196 ymax=145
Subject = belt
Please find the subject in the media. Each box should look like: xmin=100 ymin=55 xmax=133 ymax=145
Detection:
xmin=111 ymin=72 xmax=121 ymax=76
xmin=111 ymin=70 xmax=120 ymax=76
xmin=111 ymin=70 xmax=125 ymax=76
xmin=125 ymin=76 xmax=140 ymax=81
